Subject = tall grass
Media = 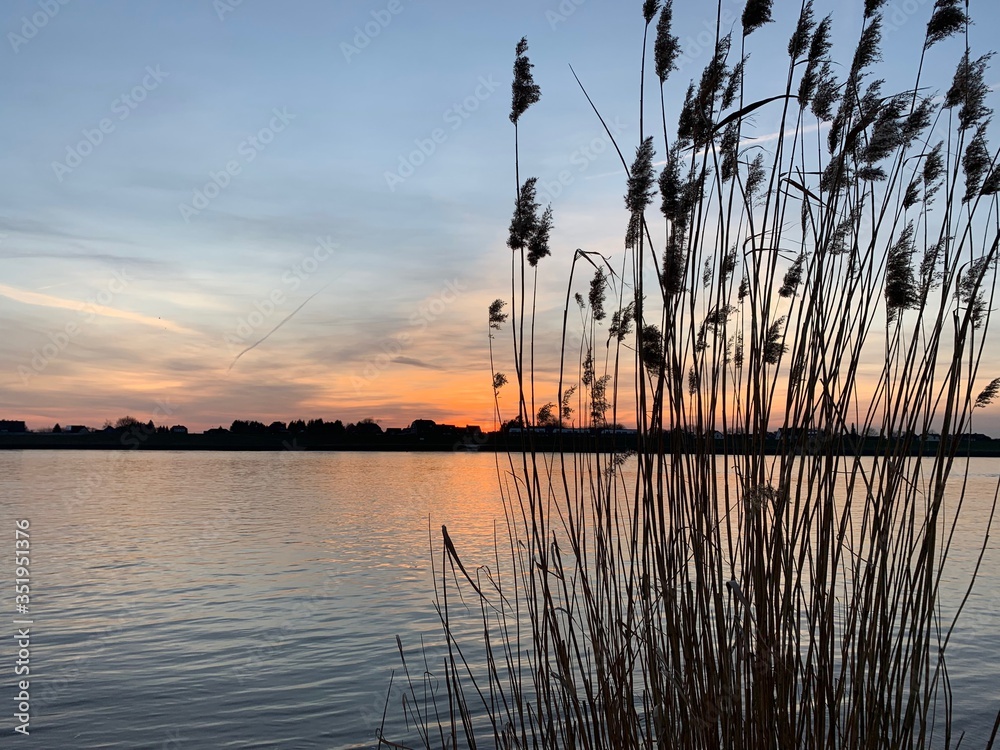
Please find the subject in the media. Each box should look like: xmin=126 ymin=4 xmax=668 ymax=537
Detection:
xmin=383 ymin=0 xmax=1000 ymax=747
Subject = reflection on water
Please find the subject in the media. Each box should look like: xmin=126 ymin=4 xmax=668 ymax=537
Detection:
xmin=0 ymin=451 xmax=996 ymax=748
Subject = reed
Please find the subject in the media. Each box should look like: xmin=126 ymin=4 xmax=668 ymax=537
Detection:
xmin=383 ymin=1 xmax=1000 ymax=747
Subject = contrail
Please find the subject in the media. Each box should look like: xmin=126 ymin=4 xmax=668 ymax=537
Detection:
xmin=227 ymin=284 xmax=329 ymax=372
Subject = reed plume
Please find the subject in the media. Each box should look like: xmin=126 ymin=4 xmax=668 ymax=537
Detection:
xmin=382 ymin=2 xmax=1000 ymax=747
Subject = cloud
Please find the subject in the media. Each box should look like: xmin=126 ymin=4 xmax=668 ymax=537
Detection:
xmin=0 ymin=283 xmax=197 ymax=334
xmin=583 ymin=121 xmax=834 ymax=182
xmin=0 ymin=248 xmax=164 ymax=269
xmin=391 ymin=356 xmax=442 ymax=370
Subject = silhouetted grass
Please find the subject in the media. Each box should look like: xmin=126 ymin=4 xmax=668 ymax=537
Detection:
xmin=383 ymin=1 xmax=1000 ymax=747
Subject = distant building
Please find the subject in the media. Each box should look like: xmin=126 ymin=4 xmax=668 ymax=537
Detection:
xmin=66 ymin=425 xmax=90 ymax=434
xmin=407 ymin=419 xmax=438 ymax=434
xmin=170 ymin=425 xmax=188 ymax=434
xmin=406 ymin=420 xmax=482 ymax=438
xmin=0 ymin=420 xmax=27 ymax=433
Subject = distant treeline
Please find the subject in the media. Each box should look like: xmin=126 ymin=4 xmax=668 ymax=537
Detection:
xmin=4 ymin=416 xmax=1000 ymax=455
xmin=226 ymin=418 xmax=381 ymax=436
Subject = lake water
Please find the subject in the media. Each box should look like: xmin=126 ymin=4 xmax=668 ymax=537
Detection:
xmin=0 ymin=450 xmax=997 ymax=748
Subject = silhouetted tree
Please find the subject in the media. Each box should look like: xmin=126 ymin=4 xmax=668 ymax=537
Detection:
xmin=536 ymin=403 xmax=558 ymax=427
xmin=346 ymin=418 xmax=382 ymax=437
xmin=230 ymin=419 xmax=267 ymax=435
xmin=502 ymin=416 xmax=525 ymax=432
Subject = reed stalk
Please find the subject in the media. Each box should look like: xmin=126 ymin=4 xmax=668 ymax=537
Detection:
xmin=383 ymin=1 xmax=1000 ymax=747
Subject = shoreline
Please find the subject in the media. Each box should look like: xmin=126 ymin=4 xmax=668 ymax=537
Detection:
xmin=3 ymin=432 xmax=1000 ymax=456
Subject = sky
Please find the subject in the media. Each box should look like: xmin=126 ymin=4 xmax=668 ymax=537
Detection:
xmin=1 ymin=0 xmax=999 ymax=433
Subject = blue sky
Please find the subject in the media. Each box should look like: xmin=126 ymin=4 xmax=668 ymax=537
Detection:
xmin=1 ymin=0 xmax=999 ymax=432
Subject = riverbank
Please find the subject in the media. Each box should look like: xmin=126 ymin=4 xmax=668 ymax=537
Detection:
xmin=3 ymin=431 xmax=1000 ymax=456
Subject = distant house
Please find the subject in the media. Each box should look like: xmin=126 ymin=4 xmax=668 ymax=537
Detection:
xmin=204 ymin=427 xmax=229 ymax=435
xmin=0 ymin=420 xmax=27 ymax=433
xmin=66 ymin=425 xmax=90 ymax=434
xmin=407 ymin=419 xmax=437 ymax=434
xmin=170 ymin=425 xmax=188 ymax=434
xmin=404 ymin=420 xmax=483 ymax=440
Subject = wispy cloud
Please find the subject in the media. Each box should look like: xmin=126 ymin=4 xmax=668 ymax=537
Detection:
xmin=583 ymin=121 xmax=834 ymax=182
xmin=0 ymin=283 xmax=196 ymax=334
xmin=391 ymin=356 xmax=442 ymax=370
xmin=0 ymin=249 xmax=164 ymax=268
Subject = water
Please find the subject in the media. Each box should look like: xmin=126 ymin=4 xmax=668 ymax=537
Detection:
xmin=0 ymin=451 xmax=997 ymax=748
